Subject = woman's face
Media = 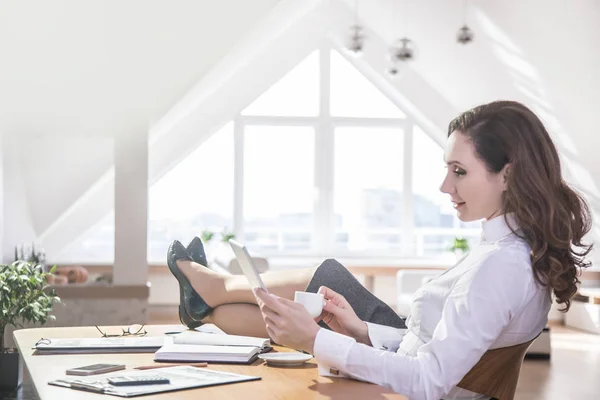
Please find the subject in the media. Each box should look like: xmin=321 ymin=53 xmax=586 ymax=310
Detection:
xmin=440 ymin=130 xmax=508 ymax=222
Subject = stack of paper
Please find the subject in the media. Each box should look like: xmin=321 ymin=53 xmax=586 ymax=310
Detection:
xmin=155 ymin=332 xmax=272 ymax=364
xmin=155 ymin=344 xmax=261 ymax=364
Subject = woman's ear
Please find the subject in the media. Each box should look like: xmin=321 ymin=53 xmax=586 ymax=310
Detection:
xmin=502 ymin=163 xmax=511 ymax=191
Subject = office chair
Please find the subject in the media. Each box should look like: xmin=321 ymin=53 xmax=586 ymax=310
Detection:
xmin=456 ymin=336 xmax=537 ymax=400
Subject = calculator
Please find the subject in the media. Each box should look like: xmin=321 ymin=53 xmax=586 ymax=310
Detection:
xmin=107 ymin=375 xmax=170 ymax=386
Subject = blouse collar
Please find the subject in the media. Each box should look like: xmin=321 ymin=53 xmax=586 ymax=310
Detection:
xmin=481 ymin=213 xmax=520 ymax=243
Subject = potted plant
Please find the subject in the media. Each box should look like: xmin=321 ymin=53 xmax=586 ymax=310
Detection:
xmin=0 ymin=261 xmax=60 ymax=389
xmin=200 ymin=229 xmax=215 ymax=244
xmin=14 ymin=243 xmax=46 ymax=272
xmin=449 ymin=237 xmax=470 ymax=260
xmin=199 ymin=228 xmax=236 ymax=266
xmin=220 ymin=229 xmax=236 ymax=244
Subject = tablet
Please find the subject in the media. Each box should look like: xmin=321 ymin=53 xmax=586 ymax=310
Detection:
xmin=228 ymin=239 xmax=268 ymax=292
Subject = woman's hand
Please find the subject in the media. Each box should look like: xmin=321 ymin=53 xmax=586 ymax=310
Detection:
xmin=253 ymin=288 xmax=321 ymax=354
xmin=316 ymin=286 xmax=371 ymax=345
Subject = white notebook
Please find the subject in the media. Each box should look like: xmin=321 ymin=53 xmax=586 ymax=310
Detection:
xmin=34 ymin=337 xmax=165 ymax=354
xmin=173 ymin=332 xmax=270 ymax=350
xmin=155 ymin=344 xmax=261 ymax=364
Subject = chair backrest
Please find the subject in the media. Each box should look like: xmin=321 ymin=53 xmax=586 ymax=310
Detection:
xmin=456 ymin=336 xmax=537 ymax=400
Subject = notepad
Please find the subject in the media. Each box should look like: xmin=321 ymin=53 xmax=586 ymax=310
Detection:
xmin=155 ymin=344 xmax=261 ymax=364
xmin=173 ymin=332 xmax=271 ymax=351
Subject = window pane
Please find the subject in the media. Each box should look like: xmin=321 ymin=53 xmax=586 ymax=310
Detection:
xmin=148 ymin=123 xmax=234 ymax=262
xmin=244 ymin=126 xmax=314 ymax=251
xmin=330 ymin=50 xmax=406 ymax=118
xmin=334 ymin=127 xmax=403 ymax=251
xmin=241 ymin=51 xmax=319 ymax=117
xmin=413 ymin=128 xmax=451 ymax=228
xmin=412 ymin=126 xmax=479 ymax=256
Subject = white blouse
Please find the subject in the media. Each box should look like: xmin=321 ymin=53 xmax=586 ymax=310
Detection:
xmin=313 ymin=214 xmax=552 ymax=400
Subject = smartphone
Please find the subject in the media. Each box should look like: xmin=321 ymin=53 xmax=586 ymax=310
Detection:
xmin=66 ymin=363 xmax=126 ymax=376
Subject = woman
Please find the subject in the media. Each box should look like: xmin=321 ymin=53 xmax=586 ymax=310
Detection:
xmin=167 ymin=100 xmax=592 ymax=400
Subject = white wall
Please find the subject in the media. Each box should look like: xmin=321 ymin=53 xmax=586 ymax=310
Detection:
xmin=0 ymin=132 xmax=3 ymax=261
xmin=113 ymin=128 xmax=148 ymax=285
xmin=21 ymin=136 xmax=113 ymax=235
xmin=1 ymin=136 xmax=37 ymax=263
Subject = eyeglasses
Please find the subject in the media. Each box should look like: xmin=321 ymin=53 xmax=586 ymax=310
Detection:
xmin=94 ymin=324 xmax=147 ymax=338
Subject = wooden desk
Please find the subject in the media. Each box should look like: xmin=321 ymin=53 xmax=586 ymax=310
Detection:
xmin=14 ymin=325 xmax=407 ymax=399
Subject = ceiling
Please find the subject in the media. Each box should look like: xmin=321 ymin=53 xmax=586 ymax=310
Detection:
xmin=0 ymin=0 xmax=280 ymax=138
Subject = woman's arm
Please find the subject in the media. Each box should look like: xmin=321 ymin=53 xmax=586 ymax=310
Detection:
xmin=313 ymin=252 xmax=532 ymax=400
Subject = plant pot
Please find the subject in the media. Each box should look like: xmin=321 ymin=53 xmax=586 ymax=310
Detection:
xmin=453 ymin=249 xmax=467 ymax=262
xmin=0 ymin=350 xmax=23 ymax=389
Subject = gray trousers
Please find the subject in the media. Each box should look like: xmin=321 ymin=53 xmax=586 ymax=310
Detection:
xmin=305 ymin=259 xmax=407 ymax=330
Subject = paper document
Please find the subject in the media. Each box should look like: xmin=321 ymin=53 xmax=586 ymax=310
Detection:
xmin=49 ymin=366 xmax=260 ymax=397
xmin=34 ymin=336 xmax=165 ymax=354
xmin=173 ymin=332 xmax=270 ymax=350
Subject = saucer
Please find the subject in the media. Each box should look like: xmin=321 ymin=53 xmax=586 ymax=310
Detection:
xmin=258 ymin=352 xmax=313 ymax=367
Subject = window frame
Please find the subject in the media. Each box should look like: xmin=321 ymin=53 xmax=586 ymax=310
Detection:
xmin=232 ymin=45 xmax=478 ymax=258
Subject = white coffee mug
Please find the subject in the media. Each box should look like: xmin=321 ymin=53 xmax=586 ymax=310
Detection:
xmin=294 ymin=291 xmax=325 ymax=318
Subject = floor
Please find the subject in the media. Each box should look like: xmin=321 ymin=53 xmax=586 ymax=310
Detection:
xmin=3 ymin=317 xmax=598 ymax=400
xmin=0 ymin=370 xmax=37 ymax=400
xmin=516 ymin=323 xmax=600 ymax=399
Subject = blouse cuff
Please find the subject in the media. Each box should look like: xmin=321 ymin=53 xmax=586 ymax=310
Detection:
xmin=366 ymin=322 xmax=408 ymax=352
xmin=313 ymin=327 xmax=356 ymax=369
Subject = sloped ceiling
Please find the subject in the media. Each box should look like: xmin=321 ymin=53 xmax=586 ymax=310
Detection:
xmin=0 ymin=0 xmax=280 ymax=139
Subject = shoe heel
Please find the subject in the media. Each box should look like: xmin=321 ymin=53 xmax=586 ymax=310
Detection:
xmin=167 ymin=240 xmax=214 ymax=326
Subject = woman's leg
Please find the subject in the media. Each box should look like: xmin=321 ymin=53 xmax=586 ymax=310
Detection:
xmin=305 ymin=259 xmax=407 ymax=329
xmin=178 ymin=258 xmax=405 ymax=330
xmin=176 ymin=259 xmax=318 ymax=307
xmin=204 ymin=304 xmax=268 ymax=338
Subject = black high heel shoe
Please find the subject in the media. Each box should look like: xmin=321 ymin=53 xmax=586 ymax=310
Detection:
xmin=167 ymin=240 xmax=214 ymax=329
xmin=186 ymin=237 xmax=208 ymax=267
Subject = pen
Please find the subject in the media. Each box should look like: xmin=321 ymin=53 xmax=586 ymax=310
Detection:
xmin=134 ymin=363 xmax=208 ymax=370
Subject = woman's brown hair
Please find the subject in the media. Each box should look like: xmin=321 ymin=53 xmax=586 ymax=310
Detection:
xmin=448 ymin=100 xmax=593 ymax=311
